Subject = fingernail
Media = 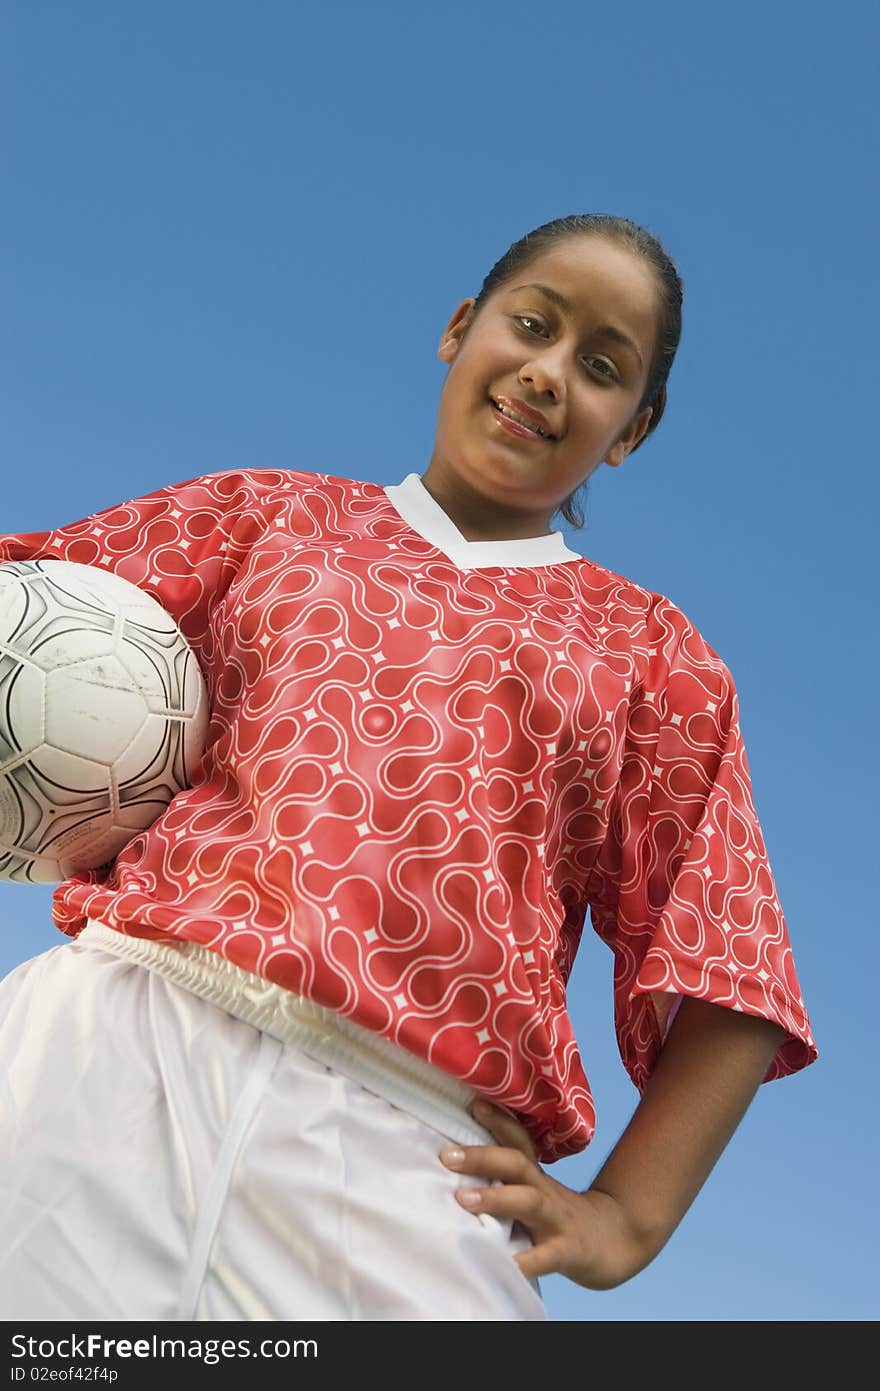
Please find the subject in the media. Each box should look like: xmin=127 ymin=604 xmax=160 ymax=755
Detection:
xmin=459 ymin=1190 xmax=482 ymax=1207
xmin=472 ymin=1100 xmax=493 ymax=1119
xmin=440 ymin=1147 xmax=466 ymax=1165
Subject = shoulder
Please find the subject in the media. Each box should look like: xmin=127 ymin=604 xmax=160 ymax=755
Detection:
xmin=159 ymin=465 xmax=330 ymax=500
xmin=151 ymin=465 xmax=368 ymax=513
xmin=573 ymin=554 xmax=733 ymax=694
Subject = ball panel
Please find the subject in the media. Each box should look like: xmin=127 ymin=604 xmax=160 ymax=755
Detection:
xmin=0 ymin=661 xmax=35 ymax=765
xmin=0 ymin=576 xmax=29 ymax=638
xmin=25 ymin=561 xmax=168 ymax=622
xmin=0 ymin=768 xmax=39 ymax=844
xmin=20 ymin=576 xmax=115 ymax=651
xmin=45 ymin=660 xmax=149 ymax=765
xmin=176 ymin=645 xmax=212 ymax=726
xmin=115 ymin=785 xmax=177 ymax=829
xmin=114 ymin=713 xmax=179 ymax=789
xmin=113 ymin=628 xmax=183 ymax=710
xmin=0 ymin=846 xmax=67 ymax=885
xmin=50 ymin=811 xmax=149 ymax=871
xmin=26 ymin=630 xmax=116 ymax=674
xmin=2 ymin=661 xmax=45 ymax=756
xmin=12 ymin=746 xmax=113 ymax=802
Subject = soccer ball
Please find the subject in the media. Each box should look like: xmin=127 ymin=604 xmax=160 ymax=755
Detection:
xmin=0 ymin=559 xmax=209 ymax=884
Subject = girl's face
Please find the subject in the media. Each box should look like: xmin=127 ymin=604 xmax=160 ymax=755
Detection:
xmin=427 ymin=237 xmax=659 ymax=540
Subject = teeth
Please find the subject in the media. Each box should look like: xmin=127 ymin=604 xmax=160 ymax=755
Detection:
xmin=494 ymin=400 xmax=550 ymax=438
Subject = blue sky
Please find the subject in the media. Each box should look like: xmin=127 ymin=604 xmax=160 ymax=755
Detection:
xmin=2 ymin=0 xmax=878 ymax=1321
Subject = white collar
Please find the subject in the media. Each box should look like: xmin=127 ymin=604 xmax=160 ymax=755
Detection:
xmin=382 ymin=473 xmax=582 ymax=570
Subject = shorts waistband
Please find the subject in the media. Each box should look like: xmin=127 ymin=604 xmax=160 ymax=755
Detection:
xmin=77 ymin=920 xmax=495 ymax=1149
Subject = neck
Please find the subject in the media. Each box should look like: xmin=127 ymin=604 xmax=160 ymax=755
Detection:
xmin=420 ymin=465 xmax=556 ymax=542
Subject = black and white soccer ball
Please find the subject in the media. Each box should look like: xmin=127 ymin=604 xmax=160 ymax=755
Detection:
xmin=0 ymin=559 xmax=209 ymax=884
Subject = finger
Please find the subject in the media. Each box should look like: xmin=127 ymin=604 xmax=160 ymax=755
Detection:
xmin=470 ymin=1100 xmax=538 ymax=1163
xmin=470 ymin=1097 xmax=517 ymax=1125
xmin=438 ymin=1142 xmax=537 ymax=1184
xmin=452 ymin=1180 xmax=549 ymax=1229
xmin=512 ymin=1235 xmax=572 ymax=1282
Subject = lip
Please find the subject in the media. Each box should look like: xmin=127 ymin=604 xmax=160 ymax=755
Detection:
xmin=491 ymin=396 xmax=557 ymax=439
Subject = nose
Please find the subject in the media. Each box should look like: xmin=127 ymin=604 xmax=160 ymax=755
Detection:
xmin=518 ymin=346 xmax=565 ymax=404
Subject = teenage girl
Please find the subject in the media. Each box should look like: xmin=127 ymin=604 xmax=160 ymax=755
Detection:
xmin=0 ymin=213 xmax=817 ymax=1320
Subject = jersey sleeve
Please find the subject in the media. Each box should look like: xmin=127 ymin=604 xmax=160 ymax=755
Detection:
xmin=0 ymin=469 xmax=286 ymax=661
xmin=585 ymin=593 xmax=817 ymax=1095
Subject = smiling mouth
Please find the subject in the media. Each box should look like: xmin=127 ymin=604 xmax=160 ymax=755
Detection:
xmin=488 ymin=398 xmax=556 ymax=441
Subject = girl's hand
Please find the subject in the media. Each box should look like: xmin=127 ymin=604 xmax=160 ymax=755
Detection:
xmin=438 ymin=1098 xmax=650 ymax=1291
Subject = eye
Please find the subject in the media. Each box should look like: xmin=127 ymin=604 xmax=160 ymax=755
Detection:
xmin=513 ymin=315 xmax=619 ymax=383
xmin=589 ymin=358 xmax=619 ymax=382
xmin=514 ymin=314 xmax=547 ymax=336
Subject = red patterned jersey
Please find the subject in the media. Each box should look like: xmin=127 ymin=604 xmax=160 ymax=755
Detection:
xmin=0 ymin=467 xmax=817 ymax=1161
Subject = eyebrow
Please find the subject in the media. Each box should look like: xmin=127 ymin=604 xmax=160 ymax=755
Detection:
xmin=509 ymin=281 xmax=645 ymax=368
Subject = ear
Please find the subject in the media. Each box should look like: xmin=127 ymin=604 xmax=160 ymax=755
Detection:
xmin=604 ymin=405 xmax=653 ymax=469
xmin=438 ymin=297 xmax=477 ymax=364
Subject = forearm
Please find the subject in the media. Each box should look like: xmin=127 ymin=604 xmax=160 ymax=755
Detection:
xmin=585 ymin=996 xmax=787 ymax=1277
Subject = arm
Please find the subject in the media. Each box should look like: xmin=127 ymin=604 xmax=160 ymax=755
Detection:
xmin=583 ymin=995 xmax=787 ymax=1283
xmin=440 ymin=996 xmax=787 ymax=1291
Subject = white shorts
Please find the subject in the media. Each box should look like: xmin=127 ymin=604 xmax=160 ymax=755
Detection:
xmin=0 ymin=933 xmax=548 ymax=1321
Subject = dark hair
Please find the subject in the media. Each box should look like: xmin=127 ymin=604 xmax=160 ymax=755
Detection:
xmin=467 ymin=213 xmax=684 ymax=530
